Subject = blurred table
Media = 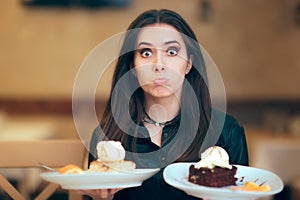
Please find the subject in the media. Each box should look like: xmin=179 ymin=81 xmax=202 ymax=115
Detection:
xmin=0 ymin=120 xmax=56 ymax=141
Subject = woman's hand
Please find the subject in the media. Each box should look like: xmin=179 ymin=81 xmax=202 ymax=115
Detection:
xmin=77 ymin=188 xmax=122 ymax=200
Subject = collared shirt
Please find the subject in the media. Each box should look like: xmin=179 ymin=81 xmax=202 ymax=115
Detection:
xmin=88 ymin=113 xmax=248 ymax=200
xmin=123 ymin=116 xmax=181 ymax=169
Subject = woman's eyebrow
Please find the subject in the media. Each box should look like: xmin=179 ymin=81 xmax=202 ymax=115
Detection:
xmin=137 ymin=40 xmax=181 ymax=48
xmin=164 ymin=40 xmax=181 ymax=46
xmin=137 ymin=42 xmax=152 ymax=48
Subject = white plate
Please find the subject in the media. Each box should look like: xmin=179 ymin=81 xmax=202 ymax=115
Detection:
xmin=41 ymin=168 xmax=160 ymax=189
xmin=163 ymin=163 xmax=283 ymax=200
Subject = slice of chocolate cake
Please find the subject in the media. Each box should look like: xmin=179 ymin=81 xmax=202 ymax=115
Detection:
xmin=188 ymin=146 xmax=237 ymax=187
xmin=188 ymin=165 xmax=237 ymax=187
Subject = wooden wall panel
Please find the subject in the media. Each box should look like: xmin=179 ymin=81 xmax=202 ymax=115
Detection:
xmin=0 ymin=0 xmax=299 ymax=101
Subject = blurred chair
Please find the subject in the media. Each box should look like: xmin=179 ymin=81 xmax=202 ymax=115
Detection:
xmin=255 ymin=141 xmax=300 ymax=183
xmin=0 ymin=140 xmax=86 ymax=200
xmin=248 ymin=131 xmax=300 ymax=183
xmin=247 ymin=129 xmax=300 ymax=200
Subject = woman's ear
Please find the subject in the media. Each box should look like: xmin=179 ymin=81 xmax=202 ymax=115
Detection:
xmin=186 ymin=55 xmax=193 ymax=74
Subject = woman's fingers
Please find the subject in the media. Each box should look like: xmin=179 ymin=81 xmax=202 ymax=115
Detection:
xmin=76 ymin=188 xmax=122 ymax=199
xmin=109 ymin=188 xmax=122 ymax=194
xmin=98 ymin=189 xmax=109 ymax=198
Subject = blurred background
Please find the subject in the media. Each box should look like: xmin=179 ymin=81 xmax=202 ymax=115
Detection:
xmin=0 ymin=0 xmax=300 ymax=199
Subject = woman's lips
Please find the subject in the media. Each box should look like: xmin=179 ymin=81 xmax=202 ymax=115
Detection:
xmin=153 ymin=78 xmax=168 ymax=85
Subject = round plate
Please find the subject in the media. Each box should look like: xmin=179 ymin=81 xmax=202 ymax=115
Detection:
xmin=41 ymin=168 xmax=160 ymax=189
xmin=163 ymin=163 xmax=283 ymax=200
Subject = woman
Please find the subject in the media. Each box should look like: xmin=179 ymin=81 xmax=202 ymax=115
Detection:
xmin=81 ymin=9 xmax=248 ymax=200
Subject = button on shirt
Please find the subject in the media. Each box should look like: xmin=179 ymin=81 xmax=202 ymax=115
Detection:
xmin=114 ymin=119 xmax=200 ymax=200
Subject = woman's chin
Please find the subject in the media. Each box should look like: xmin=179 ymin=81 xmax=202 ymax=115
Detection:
xmin=150 ymin=88 xmax=177 ymax=98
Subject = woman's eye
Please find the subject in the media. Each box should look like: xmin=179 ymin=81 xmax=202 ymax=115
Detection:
xmin=167 ymin=47 xmax=179 ymax=56
xmin=139 ymin=48 xmax=152 ymax=58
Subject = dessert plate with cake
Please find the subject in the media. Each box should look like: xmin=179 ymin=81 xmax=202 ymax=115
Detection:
xmin=41 ymin=167 xmax=160 ymax=190
xmin=41 ymin=141 xmax=160 ymax=189
xmin=163 ymin=146 xmax=283 ymax=200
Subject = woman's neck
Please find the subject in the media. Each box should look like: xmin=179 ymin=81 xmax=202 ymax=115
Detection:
xmin=144 ymin=95 xmax=180 ymax=123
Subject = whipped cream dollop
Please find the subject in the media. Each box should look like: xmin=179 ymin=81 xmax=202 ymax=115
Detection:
xmin=194 ymin=146 xmax=232 ymax=169
xmin=97 ymin=141 xmax=125 ymax=162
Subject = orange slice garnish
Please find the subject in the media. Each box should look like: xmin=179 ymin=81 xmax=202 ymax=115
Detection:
xmin=231 ymin=181 xmax=271 ymax=192
xmin=59 ymin=164 xmax=84 ymax=174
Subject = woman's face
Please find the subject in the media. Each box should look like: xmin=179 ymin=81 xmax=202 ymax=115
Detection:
xmin=134 ymin=23 xmax=192 ymax=99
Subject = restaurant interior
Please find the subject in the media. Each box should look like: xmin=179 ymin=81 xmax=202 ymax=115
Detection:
xmin=1 ymin=0 xmax=300 ymax=199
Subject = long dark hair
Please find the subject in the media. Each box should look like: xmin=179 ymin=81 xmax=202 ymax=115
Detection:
xmin=95 ymin=9 xmax=211 ymax=164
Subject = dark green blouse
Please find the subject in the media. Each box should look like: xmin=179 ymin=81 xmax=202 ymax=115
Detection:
xmin=88 ymin=113 xmax=248 ymax=200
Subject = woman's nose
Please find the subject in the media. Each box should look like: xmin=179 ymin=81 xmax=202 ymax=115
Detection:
xmin=154 ymin=64 xmax=165 ymax=72
xmin=153 ymin=51 xmax=165 ymax=72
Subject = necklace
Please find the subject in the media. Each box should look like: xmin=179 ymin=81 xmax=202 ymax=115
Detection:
xmin=142 ymin=112 xmax=179 ymax=127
